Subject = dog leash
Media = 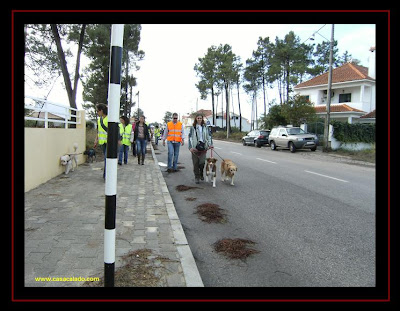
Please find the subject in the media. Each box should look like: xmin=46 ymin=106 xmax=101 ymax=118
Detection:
xmin=190 ymin=147 xmax=225 ymax=162
xmin=210 ymin=148 xmax=225 ymax=161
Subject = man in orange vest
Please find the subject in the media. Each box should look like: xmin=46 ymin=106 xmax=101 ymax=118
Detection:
xmin=162 ymin=113 xmax=185 ymax=173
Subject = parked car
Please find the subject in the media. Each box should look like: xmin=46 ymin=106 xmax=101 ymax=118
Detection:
xmin=268 ymin=126 xmax=318 ymax=152
xmin=242 ymin=130 xmax=270 ymax=148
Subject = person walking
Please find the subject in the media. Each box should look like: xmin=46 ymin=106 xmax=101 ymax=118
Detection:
xmin=130 ymin=117 xmax=137 ymax=157
xmin=162 ymin=113 xmax=185 ymax=173
xmin=133 ymin=115 xmax=150 ymax=165
xmin=94 ymin=103 xmax=108 ymax=179
xmin=188 ymin=114 xmax=213 ymax=184
xmin=154 ymin=125 xmax=161 ymax=146
xmin=118 ymin=116 xmax=132 ymax=165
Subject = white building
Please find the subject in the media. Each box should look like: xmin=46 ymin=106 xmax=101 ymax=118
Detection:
xmin=294 ymin=47 xmax=376 ymax=124
xmin=182 ymin=109 xmax=252 ymax=132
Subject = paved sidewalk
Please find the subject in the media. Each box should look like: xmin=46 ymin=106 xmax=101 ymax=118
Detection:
xmin=24 ymin=144 xmax=203 ymax=287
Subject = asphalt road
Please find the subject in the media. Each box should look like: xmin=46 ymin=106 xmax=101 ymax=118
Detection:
xmin=154 ymin=139 xmax=376 ymax=287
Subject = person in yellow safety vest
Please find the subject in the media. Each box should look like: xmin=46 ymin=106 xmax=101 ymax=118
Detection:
xmin=162 ymin=113 xmax=185 ymax=173
xmin=118 ymin=116 xmax=132 ymax=165
xmin=94 ymin=103 xmax=108 ymax=179
xmin=154 ymin=125 xmax=161 ymax=145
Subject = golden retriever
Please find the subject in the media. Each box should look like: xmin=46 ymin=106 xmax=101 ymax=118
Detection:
xmin=220 ymin=159 xmax=238 ymax=186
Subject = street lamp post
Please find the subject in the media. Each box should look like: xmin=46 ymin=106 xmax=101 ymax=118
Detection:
xmin=324 ymin=24 xmax=334 ymax=151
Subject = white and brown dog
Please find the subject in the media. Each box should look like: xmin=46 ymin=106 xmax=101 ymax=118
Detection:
xmin=205 ymin=157 xmax=218 ymax=187
xmin=60 ymin=143 xmax=79 ymax=174
xmin=220 ymin=159 xmax=238 ymax=186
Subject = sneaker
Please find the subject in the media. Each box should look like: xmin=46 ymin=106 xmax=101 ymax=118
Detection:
xmin=166 ymin=168 xmax=173 ymax=173
xmin=195 ymin=178 xmax=200 ymax=184
xmin=200 ymin=175 xmax=204 ymax=181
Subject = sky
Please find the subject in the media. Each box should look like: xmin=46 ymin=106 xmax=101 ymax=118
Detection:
xmin=25 ymin=23 xmax=376 ymax=124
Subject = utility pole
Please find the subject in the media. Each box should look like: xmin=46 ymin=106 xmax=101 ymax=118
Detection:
xmin=324 ymin=24 xmax=334 ymax=151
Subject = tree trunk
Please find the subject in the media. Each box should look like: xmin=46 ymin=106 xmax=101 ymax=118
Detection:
xmin=262 ymin=76 xmax=266 ymax=116
xmin=237 ymin=81 xmax=242 ymax=132
xmin=231 ymin=87 xmax=236 ymax=128
xmin=50 ymin=24 xmax=75 ymax=109
xmin=286 ymin=59 xmax=290 ymax=104
xmin=278 ymin=75 xmax=283 ymax=105
xmin=225 ymin=81 xmax=230 ymax=138
xmin=124 ymin=49 xmax=129 ymax=116
xmin=221 ymin=90 xmax=224 ymax=129
xmin=72 ymin=24 xmax=86 ymax=106
xmin=211 ymin=87 xmax=215 ymax=126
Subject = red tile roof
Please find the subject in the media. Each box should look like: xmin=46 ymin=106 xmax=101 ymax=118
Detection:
xmin=314 ymin=104 xmax=365 ymax=113
xmin=360 ymin=109 xmax=376 ymax=118
xmin=295 ymin=62 xmax=374 ymax=89
xmin=195 ymin=109 xmax=213 ymax=117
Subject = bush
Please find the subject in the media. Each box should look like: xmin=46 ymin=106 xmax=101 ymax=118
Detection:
xmin=212 ymin=131 xmax=245 ymax=142
xmin=86 ymin=120 xmax=95 ymax=129
xmin=331 ymin=120 xmax=375 ymax=143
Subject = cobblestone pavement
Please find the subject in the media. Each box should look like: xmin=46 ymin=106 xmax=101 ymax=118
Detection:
xmin=24 ymin=145 xmax=203 ymax=287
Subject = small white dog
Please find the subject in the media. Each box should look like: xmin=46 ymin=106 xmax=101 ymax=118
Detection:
xmin=60 ymin=143 xmax=79 ymax=174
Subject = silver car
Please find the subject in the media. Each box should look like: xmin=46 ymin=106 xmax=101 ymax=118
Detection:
xmin=269 ymin=126 xmax=318 ymax=153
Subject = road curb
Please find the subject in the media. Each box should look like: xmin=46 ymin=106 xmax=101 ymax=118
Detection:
xmin=150 ymin=144 xmax=204 ymax=287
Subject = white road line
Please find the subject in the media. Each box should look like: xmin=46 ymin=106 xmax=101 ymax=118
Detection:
xmin=304 ymin=170 xmax=349 ymax=183
xmin=256 ymin=158 xmax=277 ymax=164
xmin=230 ymin=151 xmax=242 ymax=155
xmin=214 ymin=147 xmax=222 ymax=150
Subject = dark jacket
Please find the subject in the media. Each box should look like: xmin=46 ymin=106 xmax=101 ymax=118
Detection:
xmin=133 ymin=122 xmax=151 ymax=142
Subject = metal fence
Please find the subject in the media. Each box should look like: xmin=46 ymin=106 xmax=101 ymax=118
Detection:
xmin=306 ymin=120 xmax=325 ymax=144
xmin=24 ymin=95 xmax=81 ymax=128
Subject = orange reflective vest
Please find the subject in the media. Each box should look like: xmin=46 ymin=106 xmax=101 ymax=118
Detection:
xmin=166 ymin=121 xmax=183 ymax=142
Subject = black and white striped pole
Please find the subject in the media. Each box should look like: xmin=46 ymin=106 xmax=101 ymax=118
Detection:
xmin=104 ymin=24 xmax=124 ymax=287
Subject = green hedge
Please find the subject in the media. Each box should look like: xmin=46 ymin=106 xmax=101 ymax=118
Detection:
xmin=331 ymin=120 xmax=375 ymax=143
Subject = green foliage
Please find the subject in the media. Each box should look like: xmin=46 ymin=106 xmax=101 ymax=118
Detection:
xmin=331 ymin=120 xmax=375 ymax=143
xmin=268 ymin=31 xmax=314 ymax=103
xmin=194 ymin=44 xmax=242 ymax=131
xmin=212 ymin=131 xmax=245 ymax=142
xmin=25 ymin=24 xmax=143 ymax=116
xmin=281 ymin=94 xmax=318 ymax=126
xmin=82 ymin=24 xmax=144 ymax=114
xmin=259 ymin=104 xmax=287 ymax=129
xmin=163 ymin=111 xmax=173 ymax=124
xmin=86 ymin=120 xmax=95 ymax=129
xmin=309 ymin=40 xmax=358 ymax=77
xmin=259 ymin=95 xmax=317 ymax=129
xmin=194 ymin=46 xmax=219 ymax=100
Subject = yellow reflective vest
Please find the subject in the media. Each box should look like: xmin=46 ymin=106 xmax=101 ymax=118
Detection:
xmin=119 ymin=123 xmax=132 ymax=146
xmin=97 ymin=116 xmax=108 ymax=145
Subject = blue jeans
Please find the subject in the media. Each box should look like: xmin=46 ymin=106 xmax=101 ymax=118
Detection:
xmin=118 ymin=144 xmax=129 ymax=164
xmin=136 ymin=138 xmax=147 ymax=157
xmin=167 ymin=141 xmax=181 ymax=170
